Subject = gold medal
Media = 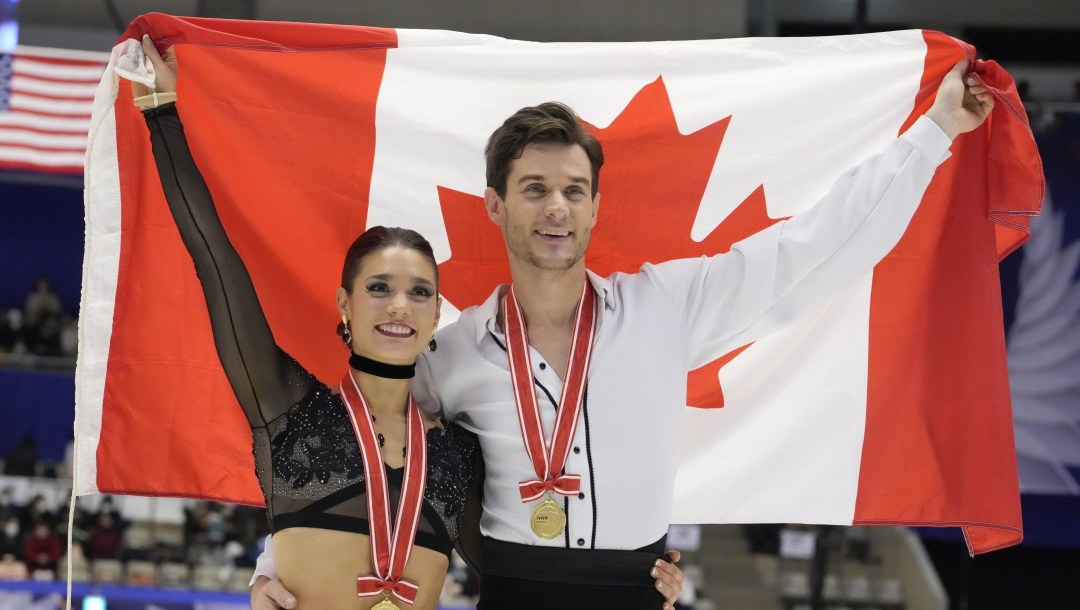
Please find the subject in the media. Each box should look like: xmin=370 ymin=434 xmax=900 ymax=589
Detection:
xmin=530 ymin=494 xmax=567 ymax=539
xmin=372 ymin=595 xmax=401 ymax=610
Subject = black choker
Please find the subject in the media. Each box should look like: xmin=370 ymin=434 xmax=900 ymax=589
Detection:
xmin=349 ymin=353 xmax=415 ymax=379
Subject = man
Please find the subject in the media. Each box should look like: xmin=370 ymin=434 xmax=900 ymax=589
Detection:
xmin=253 ymin=59 xmax=993 ymax=608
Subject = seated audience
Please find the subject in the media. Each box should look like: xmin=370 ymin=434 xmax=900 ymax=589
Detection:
xmin=88 ymin=513 xmax=123 ymax=560
xmin=23 ymin=278 xmax=62 ymax=332
xmin=23 ymin=522 xmax=62 ymax=578
xmin=0 ymin=553 xmax=28 ymax=580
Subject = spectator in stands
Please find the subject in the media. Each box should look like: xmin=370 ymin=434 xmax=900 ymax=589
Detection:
xmin=56 ymin=506 xmax=91 ymax=558
xmin=3 ymin=435 xmax=39 ymax=477
xmin=0 ymin=516 xmax=22 ymax=558
xmin=226 ymin=504 xmax=263 ymax=551
xmin=205 ymin=505 xmax=226 ymax=548
xmin=61 ymin=440 xmax=75 ymax=480
xmin=23 ymin=521 xmax=62 ymax=578
xmin=60 ymin=314 xmax=78 ymax=357
xmin=183 ymin=501 xmax=214 ymax=563
xmin=0 ymin=489 xmax=17 ymax=523
xmin=1016 ymin=80 xmax=1032 ymax=101
xmin=23 ymin=277 xmax=62 ymax=330
xmin=0 ymin=553 xmax=29 ymax=580
xmin=1015 ymin=80 xmax=1040 ymax=125
xmin=27 ymin=312 xmax=63 ymax=356
xmin=1063 ymin=80 xmax=1080 ymax=131
xmin=95 ymin=496 xmax=123 ymax=527
xmin=0 ymin=308 xmax=26 ymax=353
xmin=183 ymin=502 xmax=205 ymax=543
xmin=88 ymin=513 xmax=123 ymax=560
xmin=19 ymin=494 xmax=52 ymax=531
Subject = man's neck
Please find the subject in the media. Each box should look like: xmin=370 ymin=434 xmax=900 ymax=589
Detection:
xmin=509 ymin=264 xmax=589 ymax=332
xmin=505 ymin=262 xmax=590 ymax=380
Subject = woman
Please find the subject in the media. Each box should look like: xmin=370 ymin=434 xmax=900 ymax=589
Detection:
xmin=134 ymin=37 xmax=682 ymax=610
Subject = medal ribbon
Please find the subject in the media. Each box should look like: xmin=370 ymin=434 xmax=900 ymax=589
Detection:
xmin=502 ymin=283 xmax=597 ymax=503
xmin=339 ymin=372 xmax=427 ymax=606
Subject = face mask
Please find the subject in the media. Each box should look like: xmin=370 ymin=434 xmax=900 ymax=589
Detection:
xmin=3 ymin=524 xmax=17 ymax=538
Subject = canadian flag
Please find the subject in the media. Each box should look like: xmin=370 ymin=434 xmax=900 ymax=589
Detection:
xmin=75 ymin=13 xmax=1041 ymax=554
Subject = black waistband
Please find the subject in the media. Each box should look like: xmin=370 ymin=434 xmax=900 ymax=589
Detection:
xmin=271 ymin=484 xmax=453 ymax=558
xmin=479 ymin=535 xmax=667 ymax=586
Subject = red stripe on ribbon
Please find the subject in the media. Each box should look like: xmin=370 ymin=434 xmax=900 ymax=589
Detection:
xmin=340 ymin=372 xmax=427 ymax=606
xmin=502 ymin=283 xmax=597 ymax=504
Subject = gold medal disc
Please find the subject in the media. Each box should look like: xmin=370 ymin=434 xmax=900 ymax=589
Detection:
xmin=372 ymin=597 xmax=401 ymax=610
xmin=530 ymin=495 xmax=567 ymax=539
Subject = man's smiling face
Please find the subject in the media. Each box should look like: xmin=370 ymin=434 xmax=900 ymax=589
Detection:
xmin=486 ymin=142 xmax=600 ymax=273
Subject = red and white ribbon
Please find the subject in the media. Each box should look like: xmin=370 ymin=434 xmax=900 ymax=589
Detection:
xmin=502 ymin=283 xmax=597 ymax=504
xmin=339 ymin=372 xmax=427 ymax=606
xmin=356 ymin=577 xmax=420 ymax=603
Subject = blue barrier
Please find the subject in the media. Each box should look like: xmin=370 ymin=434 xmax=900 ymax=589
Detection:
xmin=0 ymin=580 xmax=475 ymax=609
xmin=0 ymin=579 xmax=247 ymax=609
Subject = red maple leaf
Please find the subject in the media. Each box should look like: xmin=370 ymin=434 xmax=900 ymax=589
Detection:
xmin=437 ymin=77 xmax=784 ymax=408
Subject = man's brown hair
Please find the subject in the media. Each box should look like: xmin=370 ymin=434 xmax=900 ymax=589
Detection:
xmin=484 ymin=102 xmax=604 ymax=198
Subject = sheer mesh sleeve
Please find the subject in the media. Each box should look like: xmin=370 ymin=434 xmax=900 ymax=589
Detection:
xmin=143 ymin=103 xmax=311 ymax=427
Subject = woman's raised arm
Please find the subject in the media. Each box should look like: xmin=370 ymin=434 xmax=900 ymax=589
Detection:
xmin=140 ymin=36 xmax=311 ymax=427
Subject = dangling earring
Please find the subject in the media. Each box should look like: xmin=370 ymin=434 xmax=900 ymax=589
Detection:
xmin=428 ymin=333 xmax=437 ymax=352
xmin=341 ymin=314 xmax=352 ymax=345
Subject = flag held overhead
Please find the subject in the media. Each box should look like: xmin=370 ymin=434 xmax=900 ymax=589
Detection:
xmin=76 ymin=13 xmax=1040 ymax=555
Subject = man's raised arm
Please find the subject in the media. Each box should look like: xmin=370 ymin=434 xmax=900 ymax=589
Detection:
xmin=645 ymin=59 xmax=994 ymax=365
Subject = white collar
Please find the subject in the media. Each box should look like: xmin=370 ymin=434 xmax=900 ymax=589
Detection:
xmin=474 ymin=269 xmax=616 ymax=345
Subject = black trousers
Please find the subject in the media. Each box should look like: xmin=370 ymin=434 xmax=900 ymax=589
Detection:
xmin=476 ymin=537 xmax=668 ymax=610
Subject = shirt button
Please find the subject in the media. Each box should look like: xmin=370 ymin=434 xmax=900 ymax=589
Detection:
xmin=578 ymin=492 xmax=585 ymax=500
xmin=577 ymin=538 xmax=585 ymax=547
xmin=573 ymin=446 xmax=581 ymax=454
xmin=539 ymin=362 xmax=547 ymax=370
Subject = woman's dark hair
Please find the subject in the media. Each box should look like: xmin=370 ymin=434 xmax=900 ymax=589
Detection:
xmin=336 ymin=226 xmax=439 ymax=339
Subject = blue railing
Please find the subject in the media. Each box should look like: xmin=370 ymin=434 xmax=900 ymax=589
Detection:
xmin=0 ymin=579 xmax=248 ymax=609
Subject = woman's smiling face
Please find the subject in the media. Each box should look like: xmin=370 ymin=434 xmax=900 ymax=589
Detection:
xmin=338 ymin=245 xmax=440 ymax=365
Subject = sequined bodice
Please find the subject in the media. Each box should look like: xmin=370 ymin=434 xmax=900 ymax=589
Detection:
xmin=257 ymin=368 xmax=480 ymax=555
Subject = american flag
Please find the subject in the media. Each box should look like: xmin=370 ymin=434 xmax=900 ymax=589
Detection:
xmin=0 ymin=45 xmax=108 ymax=174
